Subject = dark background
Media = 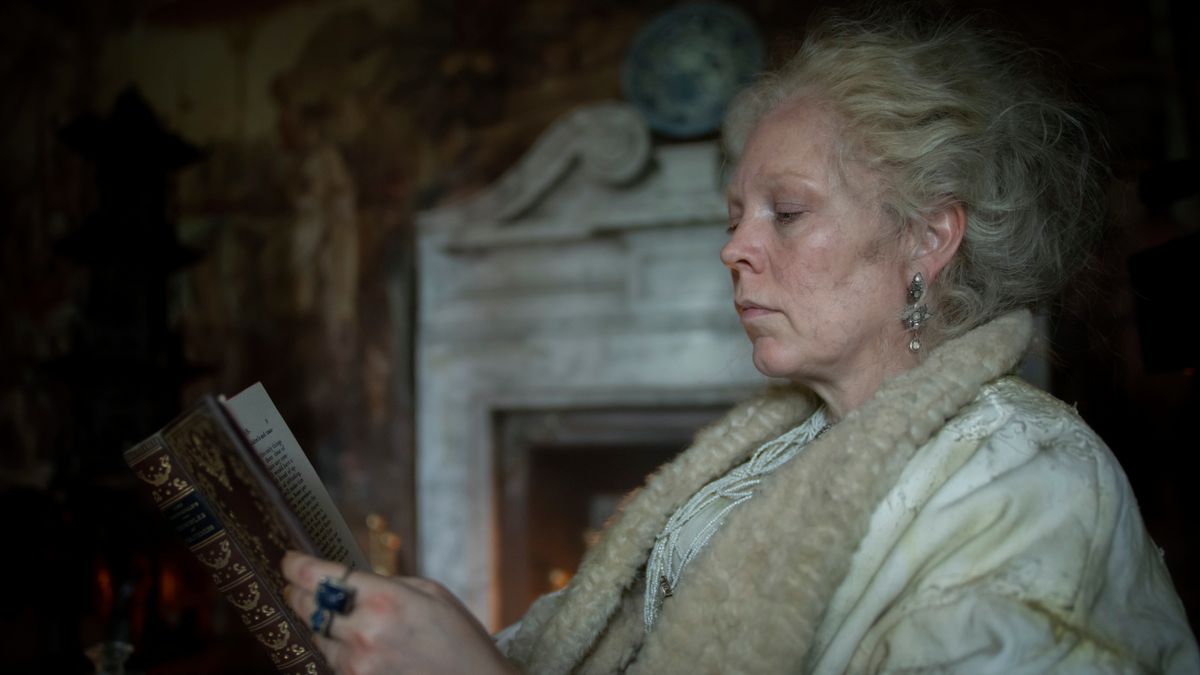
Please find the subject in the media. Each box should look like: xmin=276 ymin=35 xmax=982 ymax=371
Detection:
xmin=0 ymin=0 xmax=1196 ymax=672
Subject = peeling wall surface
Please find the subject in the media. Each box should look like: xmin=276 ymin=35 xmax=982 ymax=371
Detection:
xmin=0 ymin=0 xmax=1197 ymax=668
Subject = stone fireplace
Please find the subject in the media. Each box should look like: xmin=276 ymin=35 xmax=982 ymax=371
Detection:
xmin=415 ymin=103 xmax=767 ymax=627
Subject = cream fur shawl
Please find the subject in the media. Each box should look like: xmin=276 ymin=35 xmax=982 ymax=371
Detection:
xmin=506 ymin=311 xmax=1034 ymax=674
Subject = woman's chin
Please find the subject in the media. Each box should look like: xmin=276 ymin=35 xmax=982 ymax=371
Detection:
xmin=751 ymin=348 xmax=801 ymax=381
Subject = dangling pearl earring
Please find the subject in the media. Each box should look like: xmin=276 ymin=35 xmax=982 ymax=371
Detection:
xmin=902 ymin=272 xmax=931 ymax=353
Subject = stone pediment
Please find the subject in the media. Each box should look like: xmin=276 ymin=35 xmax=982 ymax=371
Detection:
xmin=417 ymin=102 xmax=726 ymax=251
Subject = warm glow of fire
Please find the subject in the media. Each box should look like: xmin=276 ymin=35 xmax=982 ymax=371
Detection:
xmin=160 ymin=565 xmax=178 ymax=605
xmin=368 ymin=513 xmax=403 ymax=576
xmin=548 ymin=568 xmax=573 ymax=590
xmin=366 ymin=513 xmax=386 ymax=531
xmin=96 ymin=565 xmax=114 ymax=617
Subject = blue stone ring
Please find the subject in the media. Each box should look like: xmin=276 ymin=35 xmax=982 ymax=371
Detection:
xmin=315 ymin=567 xmax=357 ymax=616
xmin=309 ymin=607 xmax=333 ymax=637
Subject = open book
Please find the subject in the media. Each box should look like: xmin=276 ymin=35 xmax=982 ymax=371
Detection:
xmin=124 ymin=383 xmax=369 ymax=675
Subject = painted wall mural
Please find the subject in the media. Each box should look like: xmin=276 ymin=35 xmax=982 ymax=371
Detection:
xmin=0 ymin=0 xmax=1197 ymax=671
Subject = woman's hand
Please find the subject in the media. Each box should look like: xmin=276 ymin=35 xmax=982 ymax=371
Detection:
xmin=282 ymin=551 xmax=517 ymax=675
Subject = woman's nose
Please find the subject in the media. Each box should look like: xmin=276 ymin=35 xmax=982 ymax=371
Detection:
xmin=720 ymin=221 xmax=762 ymax=273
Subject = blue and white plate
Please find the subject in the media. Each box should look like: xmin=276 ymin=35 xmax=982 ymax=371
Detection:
xmin=622 ymin=2 xmax=766 ymax=139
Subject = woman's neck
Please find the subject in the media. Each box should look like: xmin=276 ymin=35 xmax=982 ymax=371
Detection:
xmin=802 ymin=346 xmax=918 ymax=421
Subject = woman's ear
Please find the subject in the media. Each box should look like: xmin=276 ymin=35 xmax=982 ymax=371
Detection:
xmin=912 ymin=202 xmax=966 ymax=281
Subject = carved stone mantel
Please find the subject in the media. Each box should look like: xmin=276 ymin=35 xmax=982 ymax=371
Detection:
xmin=414 ymin=102 xmax=766 ymax=626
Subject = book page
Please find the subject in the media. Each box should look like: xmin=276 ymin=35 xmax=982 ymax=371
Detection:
xmin=224 ymin=382 xmax=370 ymax=571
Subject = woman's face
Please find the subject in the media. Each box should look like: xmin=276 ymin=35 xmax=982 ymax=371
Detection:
xmin=721 ymin=98 xmax=915 ymax=403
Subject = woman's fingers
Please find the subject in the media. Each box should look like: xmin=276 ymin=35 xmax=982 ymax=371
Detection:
xmin=282 ymin=550 xmax=360 ymax=591
xmin=312 ymin=632 xmax=348 ymax=669
xmin=279 ymin=551 xmax=515 ymax=674
xmin=282 ymin=551 xmax=373 ymax=644
xmin=284 ymin=582 xmax=357 ymax=642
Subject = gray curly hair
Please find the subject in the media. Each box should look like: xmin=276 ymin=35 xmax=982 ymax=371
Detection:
xmin=723 ymin=8 xmax=1108 ymax=346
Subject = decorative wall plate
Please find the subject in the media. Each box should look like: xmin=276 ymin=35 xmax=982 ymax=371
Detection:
xmin=621 ymin=2 xmax=765 ymax=139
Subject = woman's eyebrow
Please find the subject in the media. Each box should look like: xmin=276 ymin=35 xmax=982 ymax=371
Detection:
xmin=763 ymin=168 xmax=821 ymax=191
xmin=725 ymin=169 xmax=820 ymax=202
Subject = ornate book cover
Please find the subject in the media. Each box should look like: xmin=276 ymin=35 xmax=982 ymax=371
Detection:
xmin=125 ymin=396 xmax=333 ymax=675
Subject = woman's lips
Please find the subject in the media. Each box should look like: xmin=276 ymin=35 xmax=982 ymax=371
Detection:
xmin=736 ymin=301 xmax=776 ymax=320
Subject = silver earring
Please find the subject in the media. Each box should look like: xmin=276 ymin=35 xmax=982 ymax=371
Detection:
xmin=902 ymin=272 xmax=930 ymax=353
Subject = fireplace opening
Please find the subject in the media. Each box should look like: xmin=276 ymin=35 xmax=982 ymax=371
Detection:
xmin=492 ymin=405 xmax=727 ymax=628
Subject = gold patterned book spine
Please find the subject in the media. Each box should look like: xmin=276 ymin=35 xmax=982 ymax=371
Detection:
xmin=125 ymin=428 xmax=332 ymax=675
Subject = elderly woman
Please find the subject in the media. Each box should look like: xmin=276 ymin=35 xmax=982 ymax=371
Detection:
xmin=283 ymin=9 xmax=1199 ymax=674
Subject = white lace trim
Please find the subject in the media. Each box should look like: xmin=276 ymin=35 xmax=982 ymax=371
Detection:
xmin=643 ymin=407 xmax=830 ymax=632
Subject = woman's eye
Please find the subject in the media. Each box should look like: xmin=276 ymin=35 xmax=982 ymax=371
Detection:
xmin=773 ymin=209 xmax=805 ymax=225
xmin=725 ymin=208 xmax=742 ymax=234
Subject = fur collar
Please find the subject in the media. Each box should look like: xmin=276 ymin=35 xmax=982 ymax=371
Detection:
xmin=509 ymin=310 xmax=1034 ymax=674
